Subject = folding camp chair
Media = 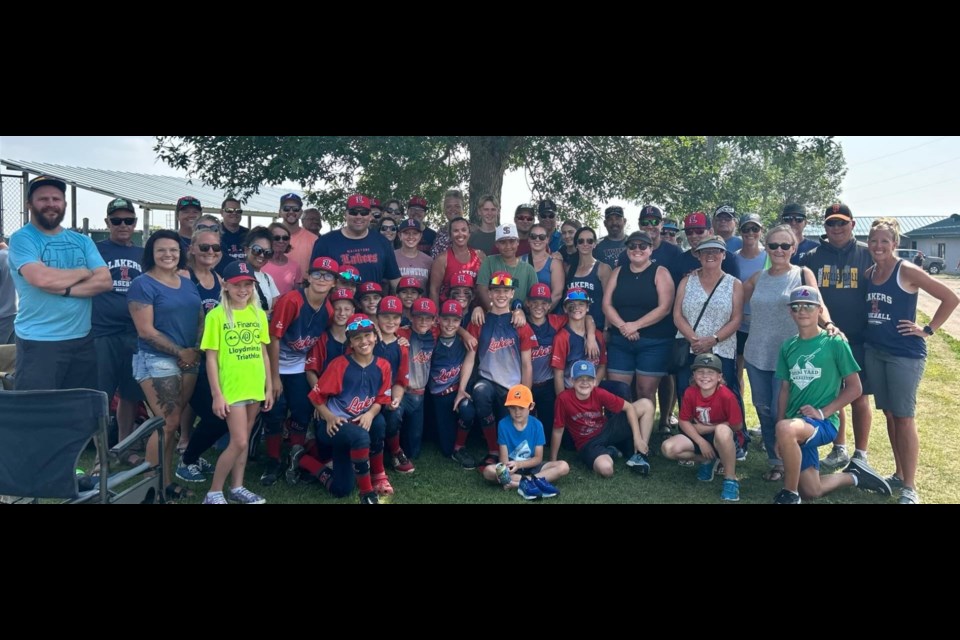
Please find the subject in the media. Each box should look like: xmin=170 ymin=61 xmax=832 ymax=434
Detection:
xmin=0 ymin=388 xmax=165 ymax=504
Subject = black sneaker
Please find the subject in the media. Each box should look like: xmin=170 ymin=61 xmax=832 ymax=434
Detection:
xmin=451 ymin=448 xmax=477 ymax=470
xmin=360 ymin=492 xmax=380 ymax=504
xmin=259 ymin=458 xmax=283 ymax=486
xmin=844 ymin=458 xmax=892 ymax=496
xmin=478 ymin=454 xmax=499 ymax=471
xmin=286 ymin=444 xmax=305 ymax=485
xmin=773 ymin=489 xmax=801 ymax=504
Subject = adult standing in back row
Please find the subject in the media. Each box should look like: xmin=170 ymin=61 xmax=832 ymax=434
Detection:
xmin=311 ymin=194 xmax=401 ymax=291
xmin=594 ymin=205 xmax=628 ymax=269
xmin=8 ymin=175 xmax=111 ymax=390
xmin=279 ymin=193 xmax=318 ymax=282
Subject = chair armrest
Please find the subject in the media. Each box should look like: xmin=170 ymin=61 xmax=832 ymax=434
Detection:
xmin=110 ymin=416 xmax=164 ymax=458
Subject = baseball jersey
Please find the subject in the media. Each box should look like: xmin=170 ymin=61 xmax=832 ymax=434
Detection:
xmin=398 ymin=325 xmax=439 ymax=390
xmin=270 ymin=288 xmax=331 ymax=374
xmin=467 ymin=311 xmax=537 ymax=388
xmin=529 ymin=314 xmax=568 ymax=385
xmin=429 ymin=333 xmax=469 ymax=395
xmin=308 ymin=354 xmax=392 ymax=419
xmin=551 ymin=326 xmax=607 ymax=388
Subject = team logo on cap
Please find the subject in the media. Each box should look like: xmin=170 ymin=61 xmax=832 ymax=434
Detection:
xmin=504 ymin=225 xmax=512 ymax=234
xmin=318 ymin=258 xmax=334 ymax=270
xmin=238 ymin=262 xmax=250 ymax=274
xmin=452 ymin=273 xmax=472 ymax=286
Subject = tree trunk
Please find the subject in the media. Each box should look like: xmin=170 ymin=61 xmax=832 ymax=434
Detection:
xmin=466 ymin=136 xmax=523 ymax=224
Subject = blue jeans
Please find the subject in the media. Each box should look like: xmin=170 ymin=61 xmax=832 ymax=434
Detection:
xmin=264 ymin=373 xmax=313 ymax=435
xmin=431 ymin=392 xmax=476 ymax=456
xmin=745 ymin=362 xmax=783 ymax=467
xmin=396 ymin=392 xmax=426 ymax=459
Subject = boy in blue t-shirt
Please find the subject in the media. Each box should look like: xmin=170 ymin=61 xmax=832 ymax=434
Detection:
xmin=481 ymin=384 xmax=569 ymax=499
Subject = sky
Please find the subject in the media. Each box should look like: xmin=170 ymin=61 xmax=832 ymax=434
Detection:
xmin=2 ymin=136 xmax=957 ymax=235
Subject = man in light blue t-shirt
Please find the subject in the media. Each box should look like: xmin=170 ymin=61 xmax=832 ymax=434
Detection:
xmin=7 ymin=176 xmax=111 ymax=390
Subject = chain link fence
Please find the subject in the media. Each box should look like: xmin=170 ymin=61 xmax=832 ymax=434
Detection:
xmin=0 ymin=173 xmax=25 ymax=243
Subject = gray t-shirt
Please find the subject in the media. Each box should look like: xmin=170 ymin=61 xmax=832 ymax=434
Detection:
xmin=0 ymin=249 xmax=17 ymax=320
xmin=743 ymin=266 xmax=803 ymax=371
xmin=735 ymin=250 xmax=767 ymax=332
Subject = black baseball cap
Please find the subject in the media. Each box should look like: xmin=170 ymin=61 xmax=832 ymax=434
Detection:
xmin=27 ymin=175 xmax=66 ymax=199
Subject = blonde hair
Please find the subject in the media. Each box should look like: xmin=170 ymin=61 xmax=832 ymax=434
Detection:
xmin=220 ymin=277 xmax=262 ymax=329
xmin=765 ymin=224 xmax=797 ymax=245
xmin=870 ymin=217 xmax=901 ymax=246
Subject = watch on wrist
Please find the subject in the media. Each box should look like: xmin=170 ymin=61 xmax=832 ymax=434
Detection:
xmin=63 ymin=286 xmax=72 ymax=297
xmin=923 ymin=325 xmax=934 ymax=336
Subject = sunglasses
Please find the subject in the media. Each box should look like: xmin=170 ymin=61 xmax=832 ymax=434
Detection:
xmin=782 ymin=215 xmax=806 ymax=223
xmin=272 ymin=235 xmax=290 ymax=242
xmin=490 ymin=275 xmax=514 ymax=287
xmin=197 ymin=243 xmax=222 ymax=253
xmin=627 ymin=242 xmax=651 ymax=251
xmin=178 ymin=199 xmax=201 ymax=209
xmin=686 ymin=228 xmax=708 ymax=235
xmin=539 ymin=212 xmax=556 ymax=219
xmin=338 ymin=271 xmax=362 ymax=282
xmin=282 ymin=206 xmax=302 ymax=213
xmin=309 ymin=271 xmax=336 ymax=281
xmin=767 ymin=242 xmax=794 ymax=251
xmin=662 ymin=230 xmax=678 ymax=237
xmin=223 ymin=207 xmax=243 ymax=215
xmin=577 ymin=237 xmax=596 ymax=245
xmin=109 ymin=217 xmax=137 ymax=226
xmin=697 ymin=248 xmax=722 ymax=256
xmin=516 ymin=215 xmax=535 ymax=222
xmin=740 ymin=226 xmax=762 ymax=234
xmin=380 ymin=225 xmax=397 ymax=232
xmin=195 ymin=223 xmax=220 ymax=232
xmin=789 ymin=303 xmax=819 ymax=312
xmin=347 ymin=318 xmax=376 ymax=332
xmin=825 ymin=219 xmax=850 ymax=227
xmin=529 ymin=233 xmax=548 ymax=241
xmin=249 ymin=245 xmax=274 ymax=258
xmin=348 ymin=208 xmax=371 ymax=217
xmin=639 ymin=219 xmax=660 ymax=227
xmin=565 ymin=292 xmax=590 ymax=303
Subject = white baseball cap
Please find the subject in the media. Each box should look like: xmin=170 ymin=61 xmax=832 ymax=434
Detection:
xmin=496 ymin=223 xmax=519 ymax=241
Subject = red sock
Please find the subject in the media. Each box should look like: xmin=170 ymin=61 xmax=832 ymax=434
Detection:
xmin=300 ymin=455 xmax=324 ymax=476
xmin=386 ymin=434 xmax=401 ymax=455
xmin=305 ymin=439 xmax=319 ymax=457
xmin=265 ymin=434 xmax=282 ymax=460
xmin=289 ymin=431 xmax=306 ymax=447
xmin=370 ymin=451 xmax=385 ymax=475
xmin=481 ymin=424 xmax=498 ymax=454
xmin=454 ymin=429 xmax=470 ymax=449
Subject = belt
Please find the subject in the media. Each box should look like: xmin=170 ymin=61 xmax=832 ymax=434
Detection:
xmin=436 ymin=384 xmax=460 ymax=397
xmin=407 ymin=388 xmax=426 ymax=396
xmin=532 ymin=380 xmax=553 ymax=389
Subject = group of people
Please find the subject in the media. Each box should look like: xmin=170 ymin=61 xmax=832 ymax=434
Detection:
xmin=4 ymin=176 xmax=955 ymax=504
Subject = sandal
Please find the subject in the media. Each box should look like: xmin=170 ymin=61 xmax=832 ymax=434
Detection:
xmin=763 ymin=467 xmax=785 ymax=482
xmin=164 ymin=482 xmax=195 ymax=502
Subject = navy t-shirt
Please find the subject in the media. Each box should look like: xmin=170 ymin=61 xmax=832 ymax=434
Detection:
xmin=650 ymin=241 xmax=682 ymax=270
xmin=311 ymin=229 xmax=401 ymax=285
xmin=216 ymin=226 xmax=248 ymax=276
xmin=92 ymin=240 xmax=144 ymax=338
xmin=126 ymin=274 xmax=202 ymax=356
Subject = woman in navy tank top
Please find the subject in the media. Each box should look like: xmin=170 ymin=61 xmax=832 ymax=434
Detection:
xmin=864 ymin=218 xmax=958 ymax=504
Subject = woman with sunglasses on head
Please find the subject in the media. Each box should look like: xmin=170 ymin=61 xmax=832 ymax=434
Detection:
xmin=244 ymin=227 xmax=282 ymax=315
xmin=602 ymin=231 xmax=675 ymax=405
xmin=742 ymin=225 xmax=832 ymax=481
xmin=430 ymin=217 xmax=485 ymax=306
xmin=521 ymin=223 xmax=564 ymax=310
xmin=262 ymin=222 xmax=302 ymax=296
xmin=565 ymin=227 xmax=611 ymax=331
xmin=863 ymin=218 xmax=958 ymax=504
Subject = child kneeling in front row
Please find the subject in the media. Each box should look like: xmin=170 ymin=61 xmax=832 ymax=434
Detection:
xmin=481 ymin=384 xmax=569 ymax=499
xmin=661 ymin=352 xmax=743 ymax=502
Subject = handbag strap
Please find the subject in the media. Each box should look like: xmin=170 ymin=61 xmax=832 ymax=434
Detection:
xmin=691 ymin=273 xmax=725 ymax=332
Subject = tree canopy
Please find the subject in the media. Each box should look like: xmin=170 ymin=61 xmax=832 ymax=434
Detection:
xmin=155 ymin=136 xmax=845 ymax=228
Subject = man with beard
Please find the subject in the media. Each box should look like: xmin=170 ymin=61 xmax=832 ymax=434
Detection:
xmin=7 ymin=176 xmax=111 ymax=390
xmin=594 ymin=205 xmax=628 ymax=269
xmin=279 ymin=193 xmax=318 ymax=281
xmin=712 ymin=204 xmax=742 ymax=252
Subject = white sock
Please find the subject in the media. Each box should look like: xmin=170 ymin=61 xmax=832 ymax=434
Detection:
xmin=849 ymin=474 xmax=859 ymax=487
xmin=207 ymin=491 xmax=224 ymax=498
xmin=855 ymin=449 xmax=867 ymax=459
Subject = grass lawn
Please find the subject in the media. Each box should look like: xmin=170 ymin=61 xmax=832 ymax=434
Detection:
xmin=74 ymin=316 xmax=959 ymax=504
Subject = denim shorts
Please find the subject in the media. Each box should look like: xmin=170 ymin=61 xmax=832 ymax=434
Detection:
xmin=606 ymin=334 xmax=673 ymax=377
xmin=132 ymin=351 xmax=199 ymax=383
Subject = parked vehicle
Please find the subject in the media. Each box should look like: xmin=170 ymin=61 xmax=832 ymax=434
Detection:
xmin=897 ymin=249 xmax=945 ymax=274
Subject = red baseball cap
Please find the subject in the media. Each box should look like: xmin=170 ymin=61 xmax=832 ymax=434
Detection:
xmin=397 ymin=276 xmax=424 ymax=292
xmin=408 ymin=195 xmax=428 ymax=210
xmin=358 ymin=282 xmax=383 ymax=295
xmin=528 ymin=283 xmax=552 ymax=301
xmin=411 ymin=297 xmax=438 ymax=316
xmin=347 ymin=194 xmax=371 ymax=210
xmin=440 ymin=300 xmax=463 ymax=317
xmin=378 ymin=296 xmax=403 ymax=315
xmin=311 ymin=257 xmax=339 ymax=275
xmin=683 ymin=212 xmax=709 ymax=230
xmin=450 ymin=272 xmax=475 ymax=288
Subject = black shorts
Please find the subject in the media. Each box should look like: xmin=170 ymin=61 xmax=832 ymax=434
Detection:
xmin=736 ymin=330 xmax=748 ymax=356
xmin=95 ymin=332 xmax=144 ymax=402
xmin=680 ymin=430 xmax=716 ymax=456
xmin=578 ymin=413 xmax=634 ymax=468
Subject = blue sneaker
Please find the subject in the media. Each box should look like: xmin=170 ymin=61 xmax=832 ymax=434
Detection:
xmin=175 ymin=459 xmax=206 ymax=483
xmin=533 ymin=476 xmax=559 ymax=498
xmin=196 ymin=456 xmax=214 ymax=474
xmin=517 ymin=477 xmax=542 ymax=500
xmin=697 ymin=459 xmax=719 ymax=482
xmin=721 ymin=478 xmax=740 ymax=502
xmin=626 ymin=452 xmax=651 ymax=476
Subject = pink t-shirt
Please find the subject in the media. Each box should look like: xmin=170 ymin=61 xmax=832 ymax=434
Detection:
xmin=262 ymin=258 xmax=303 ymax=297
xmin=288 ymin=226 xmax=319 ymax=279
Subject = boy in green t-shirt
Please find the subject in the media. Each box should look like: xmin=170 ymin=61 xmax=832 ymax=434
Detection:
xmin=773 ymin=286 xmax=891 ymax=504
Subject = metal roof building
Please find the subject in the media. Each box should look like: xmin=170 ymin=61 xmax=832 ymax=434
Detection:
xmin=804 ymin=215 xmax=947 ymax=241
xmin=1 ymin=158 xmax=303 ymax=235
